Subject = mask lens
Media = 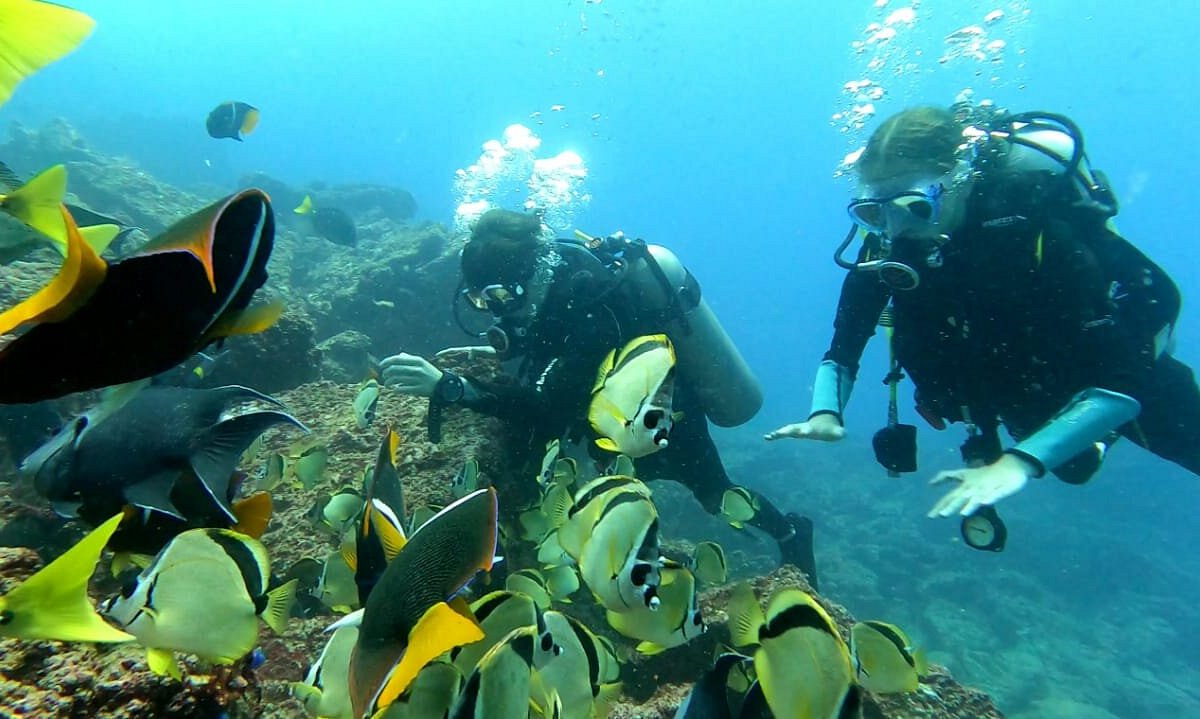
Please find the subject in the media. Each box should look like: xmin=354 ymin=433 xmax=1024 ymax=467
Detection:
xmin=895 ymin=194 xmax=937 ymax=222
xmin=464 ymin=288 xmax=490 ymax=311
xmin=847 ymin=200 xmax=887 ymax=231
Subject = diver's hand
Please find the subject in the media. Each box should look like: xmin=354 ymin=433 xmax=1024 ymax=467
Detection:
xmin=379 ymin=353 xmax=442 ymax=397
xmin=764 ymin=414 xmax=845 ymax=442
xmin=927 ymin=454 xmax=1034 ymax=517
xmin=434 ymin=345 xmax=497 ymax=360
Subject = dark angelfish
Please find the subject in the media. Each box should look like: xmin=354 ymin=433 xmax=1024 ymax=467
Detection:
xmin=206 ymin=101 xmax=260 ymax=141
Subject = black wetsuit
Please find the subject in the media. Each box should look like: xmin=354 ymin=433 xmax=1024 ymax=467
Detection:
xmin=456 ymin=244 xmax=798 ymax=542
xmin=825 ymin=168 xmax=1200 ymax=477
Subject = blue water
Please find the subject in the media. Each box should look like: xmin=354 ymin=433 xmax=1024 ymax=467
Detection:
xmin=7 ymin=1 xmax=1200 ymax=716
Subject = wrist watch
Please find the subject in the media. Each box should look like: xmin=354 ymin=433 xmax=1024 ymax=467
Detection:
xmin=435 ymin=372 xmax=465 ymax=404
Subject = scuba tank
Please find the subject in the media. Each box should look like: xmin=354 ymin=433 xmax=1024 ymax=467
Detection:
xmin=575 ymin=230 xmax=763 ymax=428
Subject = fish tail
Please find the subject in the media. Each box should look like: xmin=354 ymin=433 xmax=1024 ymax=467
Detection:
xmin=261 ymin=578 xmax=298 ymax=634
xmin=0 ymin=1 xmax=95 ymax=107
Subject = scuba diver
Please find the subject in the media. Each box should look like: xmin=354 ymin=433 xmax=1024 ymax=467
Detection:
xmin=766 ymin=102 xmax=1200 ymax=550
xmin=381 ymin=209 xmax=820 ymax=585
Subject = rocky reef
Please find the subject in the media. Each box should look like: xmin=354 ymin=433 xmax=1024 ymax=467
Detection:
xmin=0 ymin=121 xmax=1004 ymax=718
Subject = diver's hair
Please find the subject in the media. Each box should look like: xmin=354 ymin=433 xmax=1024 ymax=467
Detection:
xmin=857 ymin=106 xmax=964 ymax=185
xmin=461 ymin=209 xmax=546 ymax=288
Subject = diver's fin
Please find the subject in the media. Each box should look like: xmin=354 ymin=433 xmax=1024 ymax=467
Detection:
xmin=124 ymin=473 xmax=184 ymax=520
xmin=192 ymin=410 xmax=305 ymax=520
xmin=0 ymin=513 xmax=134 ymax=643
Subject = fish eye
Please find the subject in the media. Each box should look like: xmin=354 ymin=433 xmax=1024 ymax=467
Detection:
xmin=630 ymin=562 xmax=652 ymax=586
xmin=119 ymin=575 xmax=138 ymax=598
xmin=540 ymin=632 xmax=554 ymax=653
xmin=0 ymin=610 xmax=13 ymax=625
xmin=642 ymin=410 xmax=664 ymax=429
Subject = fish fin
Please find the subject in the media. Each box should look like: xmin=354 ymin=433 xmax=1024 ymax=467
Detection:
xmin=124 ymin=473 xmax=184 ymax=519
xmin=0 ymin=513 xmax=133 ymax=643
xmin=110 ymin=551 xmax=153 ymax=578
xmin=341 ymin=540 xmax=358 ymax=572
xmin=0 ymin=164 xmax=67 ymax=243
xmin=77 ymin=223 xmax=120 ymax=256
xmin=913 ymin=647 xmax=929 ymax=677
xmin=370 ymin=504 xmax=407 ymax=561
xmin=261 ymin=579 xmax=298 ymax=634
xmin=726 ymin=582 xmax=764 ymax=650
xmin=728 ymin=520 xmax=744 ymax=530
xmin=193 ymin=410 xmax=304 ymax=521
xmin=0 ymin=1 xmax=94 ymax=107
xmin=146 ymin=647 xmax=181 ymax=679
xmin=207 ymin=299 xmax=284 ymax=340
xmin=0 ymin=204 xmax=106 ymax=335
xmin=231 ymin=492 xmax=273 ymax=538
xmin=591 ymin=348 xmax=617 ymax=394
xmin=594 ymin=437 xmax=620 ymax=453
xmin=293 ymin=195 xmax=313 ymax=215
xmin=239 ymin=105 xmax=260 ymax=135
xmin=376 ymin=600 xmax=484 ymax=711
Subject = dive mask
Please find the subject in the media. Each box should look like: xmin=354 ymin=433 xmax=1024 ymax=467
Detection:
xmin=847 ymin=182 xmax=945 ymax=234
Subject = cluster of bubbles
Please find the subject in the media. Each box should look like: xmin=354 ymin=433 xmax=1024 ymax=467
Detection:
xmin=453 ymin=124 xmax=591 ymax=235
xmin=831 ymin=1 xmax=1031 ymax=178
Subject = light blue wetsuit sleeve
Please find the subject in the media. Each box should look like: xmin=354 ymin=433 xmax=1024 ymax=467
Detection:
xmin=809 ymin=360 xmax=855 ymax=423
xmin=1005 ymin=388 xmax=1141 ymax=477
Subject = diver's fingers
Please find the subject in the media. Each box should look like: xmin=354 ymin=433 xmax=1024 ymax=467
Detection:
xmin=929 ymin=470 xmax=964 ymax=486
xmin=928 ymin=487 xmax=968 ymax=518
xmin=959 ymin=496 xmax=986 ymax=517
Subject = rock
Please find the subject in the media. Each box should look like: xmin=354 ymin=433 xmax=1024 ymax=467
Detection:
xmin=316 ymin=329 xmax=373 ymax=384
xmin=218 ymin=308 xmax=321 ymax=394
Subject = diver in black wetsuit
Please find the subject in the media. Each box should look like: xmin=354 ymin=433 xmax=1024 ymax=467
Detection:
xmin=382 ymin=209 xmax=819 ymax=585
xmin=766 ymin=103 xmax=1200 ymax=549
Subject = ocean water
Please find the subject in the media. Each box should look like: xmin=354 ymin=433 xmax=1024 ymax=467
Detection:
xmin=5 ymin=1 xmax=1200 ymax=716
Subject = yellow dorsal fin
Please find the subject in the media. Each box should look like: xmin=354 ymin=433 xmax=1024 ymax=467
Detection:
xmin=375 ymin=599 xmax=484 ymax=711
xmin=231 ymin=492 xmax=273 ymax=538
xmin=293 ymin=194 xmax=313 ymax=215
xmin=387 ymin=429 xmax=401 ymax=466
xmin=0 ymin=164 xmax=67 ymax=244
xmin=0 ymin=1 xmax=95 ymax=108
xmin=591 ymin=348 xmax=617 ymax=394
xmin=260 ymin=578 xmax=298 ymax=634
xmin=0 ymin=513 xmax=133 ymax=643
xmin=0 ymin=204 xmax=107 ymax=335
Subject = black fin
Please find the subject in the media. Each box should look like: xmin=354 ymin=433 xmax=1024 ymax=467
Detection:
xmin=211 ymin=384 xmax=290 ymax=409
xmin=192 ymin=410 xmax=306 ymax=520
xmin=124 ymin=472 xmax=185 ymax=519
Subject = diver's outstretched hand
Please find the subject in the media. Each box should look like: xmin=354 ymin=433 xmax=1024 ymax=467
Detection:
xmin=927 ymin=454 xmax=1035 ymax=517
xmin=434 ymin=345 xmax=497 ymax=360
xmin=764 ymin=414 xmax=845 ymax=442
xmin=378 ymin=352 xmax=442 ymax=397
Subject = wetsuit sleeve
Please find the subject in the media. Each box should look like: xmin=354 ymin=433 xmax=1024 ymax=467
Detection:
xmin=822 ymin=241 xmax=892 ymax=375
xmin=457 ymin=357 xmax=592 ymax=427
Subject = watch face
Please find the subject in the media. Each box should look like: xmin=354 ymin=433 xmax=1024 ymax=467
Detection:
xmin=440 ymin=375 xmax=464 ymax=402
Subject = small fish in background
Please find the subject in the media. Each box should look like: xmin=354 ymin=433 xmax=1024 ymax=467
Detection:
xmin=727 ymin=583 xmax=860 ymax=719
xmin=449 ymin=589 xmax=546 ymax=678
xmin=101 ymin=527 xmax=297 ymax=678
xmin=206 ymin=101 xmax=260 ymax=141
xmin=690 ymin=540 xmax=728 ymax=585
xmin=293 ymin=194 xmax=358 ymax=247
xmin=504 ymin=569 xmax=552 ymax=611
xmin=287 ymin=441 xmax=330 ymax=491
xmin=308 ymin=490 xmax=363 ymax=537
xmin=450 ymin=458 xmax=481 ymax=500
xmin=316 ymin=544 xmax=360 ymax=613
xmin=0 ymin=0 xmax=95 ymax=109
xmin=849 ymin=620 xmax=928 ymax=694
xmin=718 ymin=486 xmax=759 ymax=530
xmin=382 ymin=659 xmax=463 ymax=719
xmin=0 ymin=513 xmax=133 ymax=644
xmin=353 ymin=378 xmax=381 ymax=429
